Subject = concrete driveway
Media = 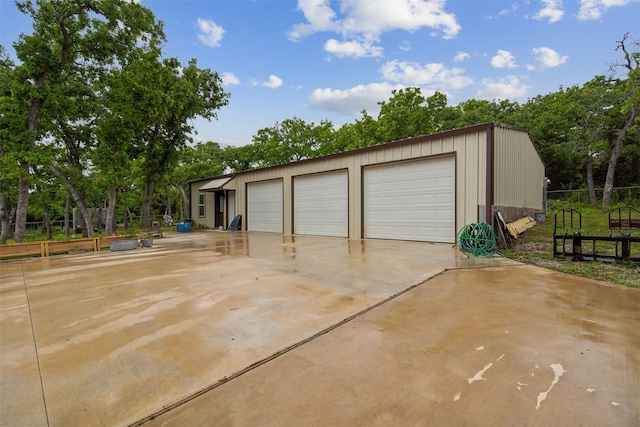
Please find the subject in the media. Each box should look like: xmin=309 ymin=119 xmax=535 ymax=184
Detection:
xmin=1 ymin=231 xmax=638 ymax=426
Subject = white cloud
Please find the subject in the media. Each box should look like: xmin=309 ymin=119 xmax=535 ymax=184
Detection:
xmin=221 ymin=72 xmax=240 ymax=86
xmin=532 ymin=47 xmax=568 ymax=67
xmin=454 ymin=51 xmax=470 ymax=62
xmin=324 ymin=38 xmax=383 ymax=58
xmin=338 ymin=0 xmax=461 ymax=39
xmin=289 ymin=0 xmax=341 ymax=39
xmin=380 ymin=60 xmax=473 ymax=90
xmin=309 ymin=82 xmax=406 ymax=116
xmin=399 ymin=41 xmax=412 ymax=51
xmin=491 ymin=50 xmax=517 ymax=69
xmin=476 ymin=76 xmax=530 ymax=100
xmin=261 ymin=75 xmax=283 ymax=89
xmin=197 ymin=18 xmax=224 ymax=47
xmin=499 ymin=3 xmax=519 ymax=16
xmin=577 ymin=0 xmax=639 ymax=20
xmin=289 ymin=0 xmax=461 ymax=58
xmin=535 ymin=0 xmax=564 ymax=23
xmin=309 ymin=56 xmax=477 ymax=117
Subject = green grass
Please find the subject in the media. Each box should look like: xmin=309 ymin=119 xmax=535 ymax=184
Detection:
xmin=502 ymin=203 xmax=640 ymax=288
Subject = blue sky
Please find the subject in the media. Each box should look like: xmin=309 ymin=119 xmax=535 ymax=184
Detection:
xmin=1 ymin=0 xmax=639 ymax=147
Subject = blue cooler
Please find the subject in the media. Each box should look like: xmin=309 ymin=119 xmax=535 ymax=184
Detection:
xmin=177 ymin=222 xmax=192 ymax=232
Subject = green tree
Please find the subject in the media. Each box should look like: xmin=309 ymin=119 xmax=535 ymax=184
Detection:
xmin=251 ymin=117 xmax=334 ymax=167
xmin=47 ymin=63 xmax=103 ymax=236
xmin=94 ymin=47 xmax=164 ymax=235
xmin=134 ymin=57 xmax=229 ymax=229
xmin=519 ymin=91 xmax=584 ymax=191
xmin=170 ymin=141 xmax=227 ymax=221
xmin=602 ymin=33 xmax=640 ymax=208
xmin=8 ymin=0 xmax=162 ymax=241
xmin=375 ymin=87 xmax=429 ymax=142
xmin=568 ymin=78 xmax=618 ymax=205
xmin=333 ymin=111 xmax=379 ymax=151
xmin=448 ymin=98 xmax=520 ymax=129
xmin=0 ymin=46 xmax=26 ymax=242
xmin=224 ymin=144 xmax=257 ymax=172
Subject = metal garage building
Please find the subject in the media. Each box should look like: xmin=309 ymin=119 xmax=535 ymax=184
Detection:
xmin=190 ymin=122 xmax=545 ymax=243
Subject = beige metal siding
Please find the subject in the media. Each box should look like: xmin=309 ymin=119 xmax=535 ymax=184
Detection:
xmin=454 ymin=132 xmax=486 ymax=227
xmin=189 ymin=181 xmax=200 ymax=223
xmin=196 ymin=124 xmax=544 ymax=239
xmin=493 ymin=126 xmax=545 ymax=211
xmin=189 ymin=177 xmax=238 ymax=228
xmin=189 ymin=179 xmax=216 ymax=228
xmin=233 ymin=127 xmax=489 ymax=238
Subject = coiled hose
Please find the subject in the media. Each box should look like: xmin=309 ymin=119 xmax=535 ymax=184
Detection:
xmin=454 ymin=222 xmax=500 ymax=257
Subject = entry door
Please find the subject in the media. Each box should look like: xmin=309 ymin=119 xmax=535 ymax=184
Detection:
xmin=294 ymin=170 xmax=348 ymax=237
xmin=364 ymin=156 xmax=455 ymax=243
xmin=247 ymin=180 xmax=283 ymax=233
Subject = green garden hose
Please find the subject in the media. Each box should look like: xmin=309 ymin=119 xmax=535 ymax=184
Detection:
xmin=454 ymin=222 xmax=500 ymax=257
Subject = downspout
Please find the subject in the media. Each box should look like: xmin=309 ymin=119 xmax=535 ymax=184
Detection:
xmin=485 ymin=124 xmax=494 ymax=225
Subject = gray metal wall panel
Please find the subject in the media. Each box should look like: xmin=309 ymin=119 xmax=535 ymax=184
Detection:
xmin=493 ymin=127 xmax=545 ymax=212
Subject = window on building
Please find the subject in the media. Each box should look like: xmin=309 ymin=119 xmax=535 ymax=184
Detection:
xmin=198 ymin=193 xmax=205 ymax=217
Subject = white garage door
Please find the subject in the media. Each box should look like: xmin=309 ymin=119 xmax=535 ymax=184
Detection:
xmin=247 ymin=180 xmax=283 ymax=233
xmin=364 ymin=156 xmax=455 ymax=243
xmin=294 ymin=170 xmax=348 ymax=237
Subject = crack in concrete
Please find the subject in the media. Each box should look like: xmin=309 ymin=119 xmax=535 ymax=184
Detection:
xmin=21 ymin=259 xmax=50 ymax=427
xmin=127 ymin=268 xmax=461 ymax=426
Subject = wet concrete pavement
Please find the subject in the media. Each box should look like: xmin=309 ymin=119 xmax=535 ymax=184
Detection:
xmin=1 ymin=231 xmax=638 ymax=426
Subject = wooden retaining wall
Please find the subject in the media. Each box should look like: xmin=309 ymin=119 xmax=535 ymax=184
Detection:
xmin=0 ymin=235 xmax=140 ymax=259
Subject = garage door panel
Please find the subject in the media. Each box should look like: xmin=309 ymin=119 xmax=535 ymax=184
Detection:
xmin=364 ymin=157 xmax=455 ymax=243
xmin=247 ymin=180 xmax=283 ymax=233
xmin=294 ymin=171 xmax=348 ymax=237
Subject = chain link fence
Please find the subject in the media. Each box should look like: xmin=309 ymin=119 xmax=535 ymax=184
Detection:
xmin=547 ymin=186 xmax=640 ymax=206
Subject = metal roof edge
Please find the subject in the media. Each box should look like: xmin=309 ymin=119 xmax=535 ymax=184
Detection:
xmin=196 ymin=123 xmax=529 ymax=180
xmin=188 ymin=173 xmax=235 ymax=185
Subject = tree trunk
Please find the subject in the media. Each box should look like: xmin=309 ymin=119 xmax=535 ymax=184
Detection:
xmin=602 ymin=104 xmax=638 ymax=209
xmin=64 ymin=191 xmax=70 ymax=238
xmin=111 ymin=208 xmax=117 ymax=234
xmin=50 ymin=165 xmax=95 ymax=238
xmin=141 ymin=181 xmax=156 ymax=230
xmin=165 ymin=185 xmax=172 ymax=217
xmin=0 ymin=186 xmax=10 ymax=244
xmin=178 ymin=185 xmax=189 ymax=222
xmin=14 ymin=88 xmax=46 ymax=242
xmin=124 ymin=203 xmax=130 ymax=229
xmin=42 ymin=198 xmax=52 ymax=240
xmin=95 ymin=206 xmax=103 ymax=233
xmin=105 ymin=185 xmax=117 ymax=236
xmin=585 ymin=155 xmax=597 ymax=206
xmin=14 ymin=174 xmax=30 ymax=243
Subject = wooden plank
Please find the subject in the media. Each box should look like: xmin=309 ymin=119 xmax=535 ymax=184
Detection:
xmin=45 ymin=238 xmax=98 ymax=256
xmin=506 ymin=216 xmax=536 ymax=239
xmin=0 ymin=241 xmax=45 ymax=258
